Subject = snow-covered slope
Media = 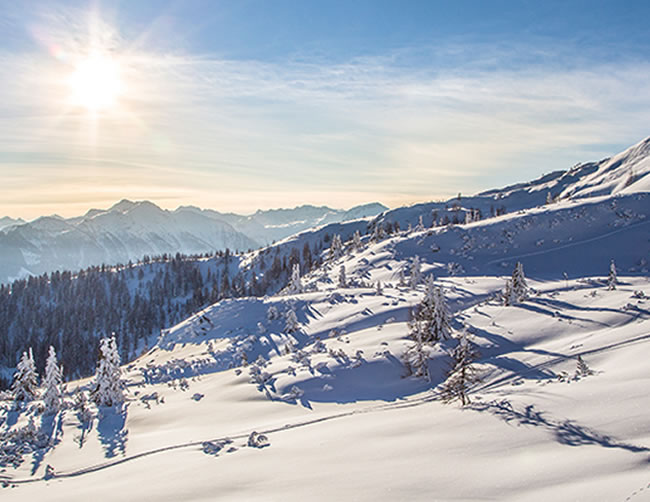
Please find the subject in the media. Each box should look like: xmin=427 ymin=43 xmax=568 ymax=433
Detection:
xmin=0 ymin=217 xmax=24 ymax=232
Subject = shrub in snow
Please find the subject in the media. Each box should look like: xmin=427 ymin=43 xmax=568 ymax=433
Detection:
xmin=247 ymin=431 xmax=270 ymax=448
xmin=91 ymin=336 xmax=124 ymax=407
xmin=338 ymin=265 xmax=347 ymax=288
xmin=575 ymin=356 xmax=594 ymax=377
xmin=12 ymin=348 xmax=39 ymax=403
xmin=284 ymin=308 xmax=300 ymax=333
xmin=409 ymin=256 xmax=422 ymax=289
xmin=439 ymin=331 xmax=481 ymax=406
xmin=267 ymin=305 xmax=280 ymax=321
xmin=607 ymin=259 xmax=617 ymax=290
xmin=43 ymin=346 xmax=64 ymax=414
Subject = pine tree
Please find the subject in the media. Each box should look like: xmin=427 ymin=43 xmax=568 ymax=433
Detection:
xmin=337 ymin=265 xmax=347 ymax=288
xmin=43 ymin=346 xmax=64 ymax=414
xmin=12 ymin=348 xmax=39 ymax=403
xmin=376 ymin=280 xmax=383 ymax=295
xmin=371 ymin=223 xmax=385 ymax=242
xmin=92 ymin=336 xmax=124 ymax=407
xmin=352 ymin=230 xmax=362 ymax=251
xmin=403 ymin=319 xmax=430 ymax=381
xmin=413 ymin=277 xmax=451 ymax=343
xmin=285 ymin=308 xmax=300 ymax=334
xmin=287 ymin=263 xmax=303 ymax=294
xmin=502 ymin=279 xmax=516 ymax=306
xmin=415 ymin=215 xmax=425 ymax=232
xmin=439 ymin=331 xmax=481 ymax=406
xmin=546 ymin=192 xmax=553 ymax=204
xmin=409 ymin=256 xmax=422 ymax=289
xmin=328 ymin=234 xmax=344 ymax=261
xmin=607 ymin=259 xmax=617 ymax=290
xmin=511 ymin=262 xmax=528 ymax=302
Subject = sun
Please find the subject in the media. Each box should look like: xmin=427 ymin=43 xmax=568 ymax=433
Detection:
xmin=68 ymin=53 xmax=123 ymax=111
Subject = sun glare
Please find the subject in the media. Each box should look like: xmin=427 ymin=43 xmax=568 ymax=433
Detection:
xmin=68 ymin=54 xmax=123 ymax=111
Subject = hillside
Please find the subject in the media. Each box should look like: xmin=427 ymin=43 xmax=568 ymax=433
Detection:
xmin=0 ymin=137 xmax=649 ymax=500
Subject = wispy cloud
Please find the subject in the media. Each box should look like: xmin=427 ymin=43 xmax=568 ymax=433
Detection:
xmin=0 ymin=4 xmax=649 ymax=218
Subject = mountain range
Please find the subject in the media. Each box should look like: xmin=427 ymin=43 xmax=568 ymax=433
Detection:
xmin=0 ymin=201 xmax=387 ymax=284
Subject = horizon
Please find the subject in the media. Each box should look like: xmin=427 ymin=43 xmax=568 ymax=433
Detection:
xmin=1 ymin=0 xmax=650 ymax=219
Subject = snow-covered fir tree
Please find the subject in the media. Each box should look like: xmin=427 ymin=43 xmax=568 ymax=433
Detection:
xmin=409 ymin=255 xmax=422 ymax=289
xmin=415 ymin=215 xmax=425 ymax=232
xmin=371 ymin=223 xmax=386 ymax=242
xmin=352 ymin=230 xmax=362 ymax=251
xmin=338 ymin=265 xmax=347 ymax=288
xmin=502 ymin=279 xmax=517 ymax=306
xmin=376 ymin=280 xmax=383 ymax=295
xmin=439 ymin=331 xmax=481 ymax=406
xmin=511 ymin=262 xmax=528 ymax=302
xmin=92 ymin=336 xmax=124 ymax=407
xmin=328 ymin=234 xmax=344 ymax=261
xmin=403 ymin=319 xmax=430 ymax=381
xmin=607 ymin=259 xmax=617 ymax=290
xmin=412 ymin=277 xmax=451 ymax=343
xmin=43 ymin=346 xmax=64 ymax=414
xmin=287 ymin=263 xmax=303 ymax=294
xmin=546 ymin=191 xmax=553 ymax=204
xmin=285 ymin=307 xmax=300 ymax=333
xmin=12 ymin=348 xmax=39 ymax=403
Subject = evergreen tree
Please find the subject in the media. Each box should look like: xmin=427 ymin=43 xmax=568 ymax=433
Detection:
xmin=12 ymin=348 xmax=39 ymax=402
xmin=287 ymin=263 xmax=303 ymax=294
xmin=338 ymin=265 xmax=347 ymax=288
xmin=403 ymin=319 xmax=430 ymax=381
xmin=376 ymin=280 xmax=383 ymax=295
xmin=413 ymin=277 xmax=451 ymax=342
xmin=352 ymin=230 xmax=362 ymax=251
xmin=502 ymin=279 xmax=517 ymax=306
xmin=328 ymin=235 xmax=344 ymax=261
xmin=415 ymin=215 xmax=425 ymax=232
xmin=439 ymin=331 xmax=481 ymax=406
xmin=546 ymin=191 xmax=553 ymax=204
xmin=432 ymin=285 xmax=452 ymax=341
xmin=43 ymin=345 xmax=64 ymax=414
xmin=92 ymin=336 xmax=124 ymax=407
xmin=511 ymin=262 xmax=528 ymax=302
xmin=607 ymin=259 xmax=617 ymax=290
xmin=409 ymin=256 xmax=422 ymax=289
xmin=371 ymin=223 xmax=385 ymax=242
xmin=285 ymin=308 xmax=300 ymax=334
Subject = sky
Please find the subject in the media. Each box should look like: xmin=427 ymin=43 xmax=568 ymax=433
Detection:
xmin=1 ymin=0 xmax=650 ymax=219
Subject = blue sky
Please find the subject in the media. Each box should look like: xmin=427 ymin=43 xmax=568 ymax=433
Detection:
xmin=1 ymin=0 xmax=650 ymax=218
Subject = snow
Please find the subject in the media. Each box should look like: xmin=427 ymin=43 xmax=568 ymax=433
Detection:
xmin=1 ymin=138 xmax=649 ymax=499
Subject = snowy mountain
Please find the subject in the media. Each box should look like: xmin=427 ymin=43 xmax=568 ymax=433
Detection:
xmin=0 ymin=137 xmax=649 ymax=500
xmin=0 ymin=200 xmax=258 ymax=284
xmin=174 ymin=202 xmax=388 ymax=245
xmin=0 ymin=217 xmax=24 ymax=232
xmin=0 ymin=201 xmax=386 ymax=285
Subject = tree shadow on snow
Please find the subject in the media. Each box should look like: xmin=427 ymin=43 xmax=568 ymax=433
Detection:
xmin=97 ymin=406 xmax=128 ymax=458
xmin=30 ymin=412 xmax=64 ymax=476
xmin=470 ymin=399 xmax=650 ymax=455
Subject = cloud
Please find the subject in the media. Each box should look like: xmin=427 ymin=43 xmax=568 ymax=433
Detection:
xmin=0 ymin=5 xmax=649 ymax=218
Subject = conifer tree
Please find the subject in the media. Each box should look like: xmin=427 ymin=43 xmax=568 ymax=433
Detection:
xmin=432 ymin=285 xmax=452 ymax=341
xmin=409 ymin=256 xmax=422 ymax=289
xmin=412 ymin=276 xmax=451 ymax=343
xmin=338 ymin=265 xmax=347 ymax=288
xmin=607 ymin=259 xmax=617 ymax=290
xmin=12 ymin=348 xmax=39 ymax=403
xmin=371 ymin=223 xmax=385 ymax=242
xmin=415 ymin=215 xmax=425 ymax=232
xmin=439 ymin=331 xmax=481 ymax=406
xmin=328 ymin=234 xmax=344 ymax=261
xmin=376 ymin=280 xmax=383 ymax=295
xmin=502 ymin=279 xmax=516 ymax=306
xmin=285 ymin=308 xmax=300 ymax=334
xmin=43 ymin=346 xmax=64 ymax=414
xmin=92 ymin=336 xmax=124 ymax=407
xmin=352 ymin=230 xmax=362 ymax=251
xmin=511 ymin=262 xmax=528 ymax=302
xmin=575 ymin=355 xmax=593 ymax=377
xmin=287 ymin=263 xmax=303 ymax=294
xmin=403 ymin=319 xmax=430 ymax=381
